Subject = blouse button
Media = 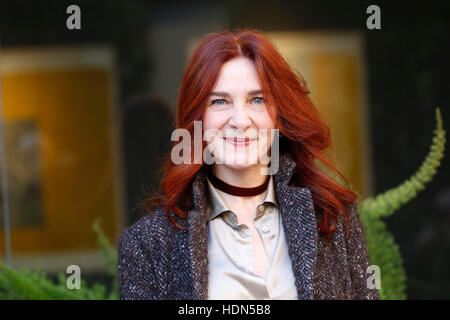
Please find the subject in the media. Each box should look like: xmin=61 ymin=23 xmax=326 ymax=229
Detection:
xmin=258 ymin=205 xmax=265 ymax=213
xmin=261 ymin=226 xmax=269 ymax=233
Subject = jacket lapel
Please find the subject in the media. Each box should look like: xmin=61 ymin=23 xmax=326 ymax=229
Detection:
xmin=187 ymin=153 xmax=318 ymax=300
xmin=187 ymin=165 xmax=209 ymax=300
xmin=272 ymin=153 xmax=318 ymax=299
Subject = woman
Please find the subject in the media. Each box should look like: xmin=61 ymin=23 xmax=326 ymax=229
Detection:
xmin=117 ymin=28 xmax=379 ymax=300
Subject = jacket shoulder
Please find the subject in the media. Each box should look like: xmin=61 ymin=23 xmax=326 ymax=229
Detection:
xmin=117 ymin=205 xmax=190 ymax=255
xmin=118 ymin=207 xmax=168 ymax=249
xmin=116 ymin=207 xmax=169 ymax=299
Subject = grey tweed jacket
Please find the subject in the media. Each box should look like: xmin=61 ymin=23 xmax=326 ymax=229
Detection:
xmin=117 ymin=153 xmax=379 ymax=300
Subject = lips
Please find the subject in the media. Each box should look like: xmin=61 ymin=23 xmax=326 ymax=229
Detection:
xmin=223 ymin=137 xmax=256 ymax=145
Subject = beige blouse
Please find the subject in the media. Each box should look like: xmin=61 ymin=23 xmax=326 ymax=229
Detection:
xmin=206 ymin=174 xmax=299 ymax=300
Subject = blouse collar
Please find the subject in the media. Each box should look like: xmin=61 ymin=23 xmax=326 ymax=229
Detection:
xmin=205 ymin=174 xmax=279 ymax=222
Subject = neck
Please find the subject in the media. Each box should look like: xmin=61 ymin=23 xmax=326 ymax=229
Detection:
xmin=211 ymin=164 xmax=269 ymax=188
xmin=209 ymin=164 xmax=270 ymax=223
xmin=212 ymin=165 xmax=267 ymax=223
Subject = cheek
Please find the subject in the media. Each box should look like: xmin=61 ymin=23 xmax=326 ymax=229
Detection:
xmin=202 ymin=110 xmax=225 ymax=148
xmin=253 ymin=111 xmax=275 ymax=130
xmin=202 ymin=109 xmax=226 ymax=131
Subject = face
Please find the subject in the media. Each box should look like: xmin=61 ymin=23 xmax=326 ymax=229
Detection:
xmin=202 ymin=56 xmax=276 ymax=169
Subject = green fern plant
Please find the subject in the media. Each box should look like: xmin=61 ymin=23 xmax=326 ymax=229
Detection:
xmin=0 ymin=264 xmax=110 ymax=299
xmin=0 ymin=219 xmax=118 ymax=300
xmin=91 ymin=218 xmax=118 ymax=299
xmin=360 ymin=108 xmax=446 ymax=299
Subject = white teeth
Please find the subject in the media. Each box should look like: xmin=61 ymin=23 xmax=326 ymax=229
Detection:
xmin=223 ymin=138 xmax=255 ymax=141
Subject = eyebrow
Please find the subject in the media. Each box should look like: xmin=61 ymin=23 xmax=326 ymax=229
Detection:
xmin=209 ymin=90 xmax=263 ymax=97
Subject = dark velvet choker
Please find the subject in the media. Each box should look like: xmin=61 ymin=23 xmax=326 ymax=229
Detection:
xmin=206 ymin=166 xmax=270 ymax=196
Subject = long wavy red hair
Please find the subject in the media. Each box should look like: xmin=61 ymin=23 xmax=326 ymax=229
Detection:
xmin=142 ymin=28 xmax=357 ymax=241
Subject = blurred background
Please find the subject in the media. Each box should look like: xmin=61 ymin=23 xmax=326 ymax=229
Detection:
xmin=0 ymin=0 xmax=448 ymax=299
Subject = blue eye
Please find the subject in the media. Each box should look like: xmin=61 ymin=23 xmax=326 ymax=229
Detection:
xmin=211 ymin=99 xmax=227 ymax=105
xmin=252 ymin=97 xmax=264 ymax=104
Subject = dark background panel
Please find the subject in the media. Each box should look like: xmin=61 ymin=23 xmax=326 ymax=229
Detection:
xmin=0 ymin=0 xmax=449 ymax=299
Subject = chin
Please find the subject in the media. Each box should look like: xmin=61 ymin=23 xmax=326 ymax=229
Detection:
xmin=213 ymin=151 xmax=261 ymax=169
xmin=221 ymin=161 xmax=256 ymax=170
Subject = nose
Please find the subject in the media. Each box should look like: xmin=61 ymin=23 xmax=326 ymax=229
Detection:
xmin=228 ymin=103 xmax=252 ymax=130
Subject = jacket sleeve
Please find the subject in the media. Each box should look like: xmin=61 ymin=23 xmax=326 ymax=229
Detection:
xmin=345 ymin=202 xmax=380 ymax=300
xmin=117 ymin=226 xmax=158 ymax=300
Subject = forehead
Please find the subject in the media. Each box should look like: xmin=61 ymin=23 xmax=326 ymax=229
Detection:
xmin=212 ymin=56 xmax=261 ymax=91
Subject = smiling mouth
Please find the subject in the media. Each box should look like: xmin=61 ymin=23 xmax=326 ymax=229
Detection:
xmin=223 ymin=137 xmax=256 ymax=146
